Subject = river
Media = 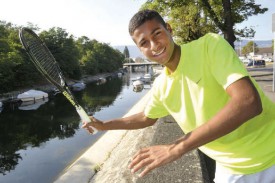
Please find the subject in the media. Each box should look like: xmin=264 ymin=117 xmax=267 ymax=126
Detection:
xmin=0 ymin=72 xmax=151 ymax=183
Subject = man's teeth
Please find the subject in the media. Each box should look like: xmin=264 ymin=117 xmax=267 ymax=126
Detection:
xmin=154 ymin=48 xmax=165 ymax=56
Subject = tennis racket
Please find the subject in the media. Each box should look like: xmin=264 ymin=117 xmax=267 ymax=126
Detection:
xmin=19 ymin=27 xmax=97 ymax=134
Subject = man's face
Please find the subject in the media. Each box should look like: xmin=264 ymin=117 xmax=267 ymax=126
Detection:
xmin=131 ymin=19 xmax=175 ymax=65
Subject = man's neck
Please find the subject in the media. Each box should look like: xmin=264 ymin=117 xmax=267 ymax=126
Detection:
xmin=165 ymin=44 xmax=181 ymax=74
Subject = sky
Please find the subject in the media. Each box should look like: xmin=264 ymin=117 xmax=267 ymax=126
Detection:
xmin=0 ymin=0 xmax=146 ymax=46
xmin=235 ymin=0 xmax=275 ymax=41
xmin=0 ymin=0 xmax=274 ymax=46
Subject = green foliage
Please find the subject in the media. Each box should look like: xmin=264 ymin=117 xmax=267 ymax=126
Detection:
xmin=141 ymin=0 xmax=268 ymax=47
xmin=39 ymin=27 xmax=81 ymax=79
xmin=123 ymin=58 xmax=133 ymax=64
xmin=142 ymin=1 xmax=218 ymax=44
xmin=76 ymin=37 xmax=124 ymax=75
xmin=241 ymin=41 xmax=259 ymax=55
xmin=0 ymin=22 xmax=124 ymax=93
xmin=0 ymin=21 xmax=43 ymax=92
xmin=123 ymin=46 xmax=130 ymax=58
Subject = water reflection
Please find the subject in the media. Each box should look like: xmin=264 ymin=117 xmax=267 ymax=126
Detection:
xmin=0 ymin=97 xmax=80 ymax=176
xmin=80 ymin=76 xmax=123 ymax=115
xmin=0 ymin=76 xmax=124 ymax=176
xmin=19 ymin=98 xmax=49 ymax=111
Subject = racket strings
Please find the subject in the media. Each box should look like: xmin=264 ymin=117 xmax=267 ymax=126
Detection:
xmin=25 ymin=34 xmax=66 ymax=86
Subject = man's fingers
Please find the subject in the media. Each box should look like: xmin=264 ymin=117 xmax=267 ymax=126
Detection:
xmin=81 ymin=122 xmax=88 ymax=128
xmin=132 ymin=148 xmax=150 ymax=159
xmin=129 ymin=148 xmax=149 ymax=169
xmin=138 ymin=164 xmax=155 ymax=177
xmin=130 ymin=155 xmax=159 ymax=177
xmin=130 ymin=155 xmax=152 ymax=173
xmin=129 ymin=148 xmax=159 ymax=177
xmin=129 ymin=145 xmax=180 ymax=178
xmin=81 ymin=122 xmax=92 ymax=129
xmin=90 ymin=116 xmax=96 ymax=122
xmin=87 ymin=126 xmax=95 ymax=134
xmin=82 ymin=124 xmax=94 ymax=134
xmin=81 ymin=117 xmax=96 ymax=134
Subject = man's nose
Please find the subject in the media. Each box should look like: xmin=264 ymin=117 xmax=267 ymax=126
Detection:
xmin=151 ymin=40 xmax=160 ymax=52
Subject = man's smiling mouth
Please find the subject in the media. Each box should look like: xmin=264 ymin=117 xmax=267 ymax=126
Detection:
xmin=153 ymin=47 xmax=165 ymax=56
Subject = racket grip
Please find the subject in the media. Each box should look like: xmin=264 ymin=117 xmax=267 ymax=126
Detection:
xmin=76 ymin=107 xmax=98 ymax=135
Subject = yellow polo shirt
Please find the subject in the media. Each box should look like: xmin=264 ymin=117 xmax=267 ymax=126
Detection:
xmin=144 ymin=33 xmax=275 ymax=174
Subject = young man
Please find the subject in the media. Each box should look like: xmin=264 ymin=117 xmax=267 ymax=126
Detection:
xmin=82 ymin=9 xmax=275 ymax=182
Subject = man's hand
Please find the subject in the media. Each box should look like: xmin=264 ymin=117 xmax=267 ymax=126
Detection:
xmin=81 ymin=116 xmax=105 ymax=134
xmin=128 ymin=144 xmax=182 ymax=177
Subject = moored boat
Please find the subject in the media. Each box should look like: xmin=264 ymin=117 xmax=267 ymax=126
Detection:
xmin=17 ymin=89 xmax=48 ymax=102
xmin=117 ymin=72 xmax=122 ymax=77
xmin=71 ymin=82 xmax=86 ymax=91
xmin=96 ymin=77 xmax=107 ymax=85
xmin=19 ymin=98 xmax=49 ymax=110
xmin=143 ymin=73 xmax=152 ymax=83
xmin=133 ymin=80 xmax=144 ymax=92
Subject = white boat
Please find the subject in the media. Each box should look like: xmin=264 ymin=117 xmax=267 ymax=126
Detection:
xmin=19 ymin=98 xmax=49 ymax=110
xmin=17 ymin=89 xmax=48 ymax=102
xmin=133 ymin=76 xmax=145 ymax=82
xmin=72 ymin=82 xmax=86 ymax=91
xmin=117 ymin=72 xmax=122 ymax=77
xmin=143 ymin=73 xmax=152 ymax=83
xmin=133 ymin=80 xmax=144 ymax=92
xmin=96 ymin=77 xmax=107 ymax=85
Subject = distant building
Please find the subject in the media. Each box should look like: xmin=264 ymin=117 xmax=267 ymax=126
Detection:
xmin=235 ymin=47 xmax=273 ymax=58
xmin=257 ymin=47 xmax=273 ymax=57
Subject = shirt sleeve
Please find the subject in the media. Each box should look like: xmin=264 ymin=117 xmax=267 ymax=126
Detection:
xmin=205 ymin=33 xmax=249 ymax=89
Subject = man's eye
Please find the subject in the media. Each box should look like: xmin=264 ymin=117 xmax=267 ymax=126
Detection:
xmin=140 ymin=41 xmax=147 ymax=47
xmin=155 ymin=31 xmax=161 ymax=36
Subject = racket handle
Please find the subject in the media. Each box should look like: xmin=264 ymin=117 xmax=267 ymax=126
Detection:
xmin=76 ymin=107 xmax=98 ymax=134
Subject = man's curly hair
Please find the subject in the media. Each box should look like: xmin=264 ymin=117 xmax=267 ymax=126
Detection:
xmin=128 ymin=9 xmax=166 ymax=36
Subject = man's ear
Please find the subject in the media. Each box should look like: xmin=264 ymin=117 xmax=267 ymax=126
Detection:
xmin=166 ymin=23 xmax=173 ymax=34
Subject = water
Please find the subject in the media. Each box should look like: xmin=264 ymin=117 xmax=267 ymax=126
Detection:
xmin=0 ymin=72 xmax=151 ymax=183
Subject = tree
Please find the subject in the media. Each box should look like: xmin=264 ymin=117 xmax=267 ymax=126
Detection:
xmin=142 ymin=0 xmax=268 ymax=48
xmin=76 ymin=37 xmax=98 ymax=75
xmin=142 ymin=1 xmax=217 ymax=44
xmin=241 ymin=41 xmax=259 ymax=56
xmin=0 ymin=21 xmax=41 ymax=92
xmin=76 ymin=37 xmax=124 ymax=75
xmin=123 ymin=46 xmax=131 ymax=63
xmin=123 ymin=46 xmax=130 ymax=58
xmin=39 ymin=27 xmax=81 ymax=79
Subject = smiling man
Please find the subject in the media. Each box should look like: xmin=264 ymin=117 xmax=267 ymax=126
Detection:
xmin=129 ymin=15 xmax=180 ymax=71
xmin=82 ymin=9 xmax=275 ymax=183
